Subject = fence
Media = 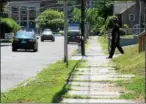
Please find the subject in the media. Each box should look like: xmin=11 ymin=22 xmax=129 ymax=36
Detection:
xmin=138 ymin=31 xmax=146 ymax=52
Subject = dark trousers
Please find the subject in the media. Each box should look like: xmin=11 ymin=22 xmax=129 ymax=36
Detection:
xmin=109 ymin=40 xmax=124 ymax=58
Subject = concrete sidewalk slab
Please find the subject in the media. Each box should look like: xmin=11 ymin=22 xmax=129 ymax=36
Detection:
xmin=62 ymin=98 xmax=135 ymax=103
xmin=62 ymin=36 xmax=137 ymax=103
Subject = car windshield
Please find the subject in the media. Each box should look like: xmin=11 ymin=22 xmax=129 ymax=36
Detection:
xmin=15 ymin=31 xmax=35 ymax=38
xmin=44 ymin=29 xmax=51 ymax=31
xmin=42 ymin=30 xmax=52 ymax=35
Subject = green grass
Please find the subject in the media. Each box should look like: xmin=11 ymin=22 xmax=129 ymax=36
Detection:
xmin=112 ymin=45 xmax=145 ymax=100
xmin=1 ymin=60 xmax=80 ymax=103
xmin=98 ymin=35 xmax=145 ymax=100
xmin=63 ymin=94 xmax=91 ymax=99
xmin=112 ymin=45 xmax=144 ymax=75
xmin=121 ymin=34 xmax=134 ymax=39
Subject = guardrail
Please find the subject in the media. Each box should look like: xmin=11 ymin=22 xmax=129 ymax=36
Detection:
xmin=138 ymin=31 xmax=146 ymax=52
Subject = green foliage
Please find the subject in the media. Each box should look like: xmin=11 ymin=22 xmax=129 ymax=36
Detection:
xmin=0 ymin=2 xmax=5 ymax=13
xmin=94 ymin=0 xmax=114 ymax=19
xmin=119 ymin=76 xmax=145 ymax=100
xmin=0 ymin=18 xmax=21 ymax=33
xmin=99 ymin=15 xmax=118 ymax=35
xmin=119 ymin=29 xmax=126 ymax=36
xmin=86 ymin=8 xmax=105 ymax=34
xmin=123 ymin=24 xmax=129 ymax=28
xmin=99 ymin=25 xmax=107 ymax=35
xmin=112 ymin=45 xmax=145 ymax=100
xmin=71 ymin=8 xmax=81 ymax=23
xmin=36 ymin=9 xmax=64 ymax=31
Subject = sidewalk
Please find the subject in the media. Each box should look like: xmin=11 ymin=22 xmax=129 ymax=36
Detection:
xmin=62 ymin=36 xmax=137 ymax=103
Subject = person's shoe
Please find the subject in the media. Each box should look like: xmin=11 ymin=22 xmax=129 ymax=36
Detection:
xmin=106 ymin=56 xmax=112 ymax=59
xmin=121 ymin=51 xmax=124 ymax=54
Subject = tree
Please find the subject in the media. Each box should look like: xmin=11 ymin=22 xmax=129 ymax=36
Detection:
xmin=71 ymin=7 xmax=105 ymax=34
xmin=71 ymin=8 xmax=81 ymax=23
xmin=36 ymin=9 xmax=64 ymax=31
xmin=0 ymin=3 xmax=4 ymax=13
xmin=86 ymin=8 xmax=105 ymax=33
xmin=93 ymin=0 xmax=114 ymax=20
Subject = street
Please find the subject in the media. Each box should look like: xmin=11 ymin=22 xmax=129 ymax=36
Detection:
xmin=1 ymin=36 xmax=78 ymax=92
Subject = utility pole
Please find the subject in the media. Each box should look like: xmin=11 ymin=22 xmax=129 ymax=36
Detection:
xmin=81 ymin=0 xmax=85 ymax=56
xmin=64 ymin=0 xmax=68 ymax=65
xmin=144 ymin=2 xmax=146 ymax=103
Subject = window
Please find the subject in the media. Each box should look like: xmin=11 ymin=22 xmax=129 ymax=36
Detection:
xmin=12 ymin=7 xmax=19 ymax=14
xmin=129 ymin=14 xmax=135 ymax=21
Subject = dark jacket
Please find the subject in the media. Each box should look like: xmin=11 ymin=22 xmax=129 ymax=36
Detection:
xmin=111 ymin=25 xmax=120 ymax=44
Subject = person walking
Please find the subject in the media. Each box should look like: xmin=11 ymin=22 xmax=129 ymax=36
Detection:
xmin=107 ymin=18 xmax=124 ymax=59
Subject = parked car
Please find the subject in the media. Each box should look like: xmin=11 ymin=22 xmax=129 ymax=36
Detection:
xmin=68 ymin=26 xmax=81 ymax=43
xmin=41 ymin=29 xmax=55 ymax=42
xmin=12 ymin=30 xmax=39 ymax=52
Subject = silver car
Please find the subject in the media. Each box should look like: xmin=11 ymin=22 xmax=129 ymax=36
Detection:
xmin=41 ymin=30 xmax=55 ymax=42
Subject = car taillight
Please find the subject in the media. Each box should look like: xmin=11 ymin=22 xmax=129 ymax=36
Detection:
xmin=29 ymin=39 xmax=35 ymax=42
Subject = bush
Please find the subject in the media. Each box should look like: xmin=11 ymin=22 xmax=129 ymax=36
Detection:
xmin=99 ymin=25 xmax=106 ymax=35
xmin=0 ymin=18 xmax=21 ymax=33
xmin=119 ymin=29 xmax=126 ymax=36
xmin=123 ymin=24 xmax=129 ymax=28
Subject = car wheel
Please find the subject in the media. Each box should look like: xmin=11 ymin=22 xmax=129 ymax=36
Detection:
xmin=33 ymin=44 xmax=38 ymax=52
xmin=12 ymin=47 xmax=17 ymax=52
xmin=33 ymin=48 xmax=38 ymax=52
xmin=41 ymin=38 xmax=44 ymax=42
xmin=52 ymin=39 xmax=55 ymax=42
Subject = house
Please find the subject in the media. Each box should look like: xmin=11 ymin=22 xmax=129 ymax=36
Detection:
xmin=113 ymin=1 xmax=146 ymax=28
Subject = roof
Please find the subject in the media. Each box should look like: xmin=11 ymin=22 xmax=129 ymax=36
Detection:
xmin=113 ymin=1 xmax=136 ymax=15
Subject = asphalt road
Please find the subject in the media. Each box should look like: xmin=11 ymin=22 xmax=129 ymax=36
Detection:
xmin=1 ymin=36 xmax=78 ymax=92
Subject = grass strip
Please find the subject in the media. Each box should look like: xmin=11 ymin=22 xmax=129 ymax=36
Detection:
xmin=98 ymin=36 xmax=145 ymax=100
xmin=1 ymin=60 xmax=80 ymax=103
xmin=112 ymin=45 xmax=145 ymax=100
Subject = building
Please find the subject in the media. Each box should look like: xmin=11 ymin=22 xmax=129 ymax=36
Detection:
xmin=113 ymin=1 xmax=146 ymax=28
xmin=6 ymin=0 xmax=81 ymax=29
xmin=7 ymin=0 xmax=41 ymax=29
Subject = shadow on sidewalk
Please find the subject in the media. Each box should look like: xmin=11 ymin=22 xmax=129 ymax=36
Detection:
xmin=51 ymin=60 xmax=81 ymax=103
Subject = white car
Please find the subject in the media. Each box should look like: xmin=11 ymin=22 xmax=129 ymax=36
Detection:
xmin=41 ymin=29 xmax=55 ymax=42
